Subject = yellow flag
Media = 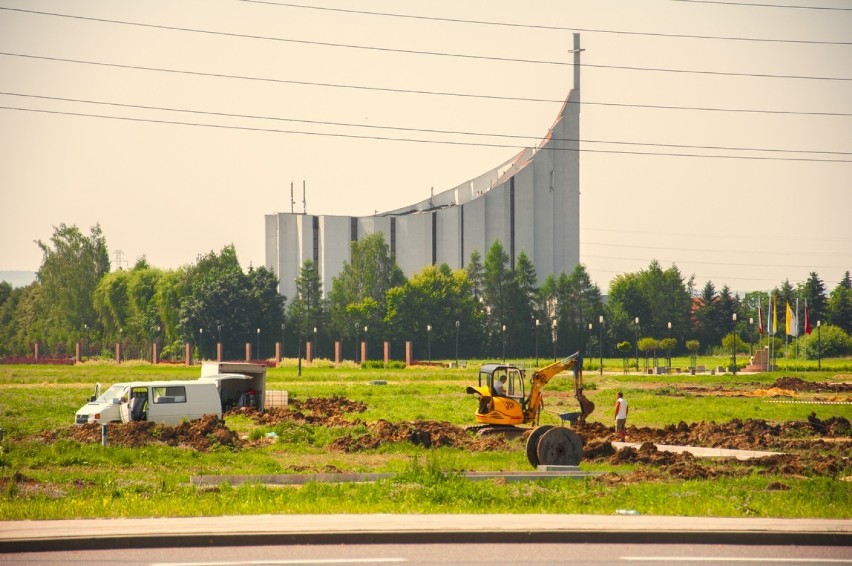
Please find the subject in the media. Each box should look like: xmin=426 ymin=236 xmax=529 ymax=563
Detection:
xmin=772 ymin=294 xmax=777 ymax=335
xmin=785 ymin=302 xmax=791 ymax=335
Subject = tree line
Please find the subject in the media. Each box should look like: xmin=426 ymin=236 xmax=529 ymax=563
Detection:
xmin=1 ymin=223 xmax=850 ymax=361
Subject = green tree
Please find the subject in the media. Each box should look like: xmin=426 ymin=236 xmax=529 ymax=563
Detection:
xmin=34 ymin=223 xmax=110 ymax=352
xmin=328 ymin=233 xmax=404 ymax=353
xmin=799 ymin=272 xmax=828 ymax=328
xmin=827 ymin=271 xmax=852 ymax=333
xmin=804 ymin=323 xmax=851 ymax=358
xmin=385 ymin=264 xmax=480 ymax=359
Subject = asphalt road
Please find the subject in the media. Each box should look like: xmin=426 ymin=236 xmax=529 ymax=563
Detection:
xmin=3 ymin=542 xmax=852 ymax=565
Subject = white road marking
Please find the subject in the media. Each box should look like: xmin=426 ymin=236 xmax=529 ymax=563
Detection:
xmin=622 ymin=558 xmax=852 ymax=563
xmin=151 ymin=559 xmax=406 ymax=566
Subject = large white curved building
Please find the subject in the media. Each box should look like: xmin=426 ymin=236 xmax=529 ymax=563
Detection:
xmin=266 ymin=40 xmax=581 ymax=300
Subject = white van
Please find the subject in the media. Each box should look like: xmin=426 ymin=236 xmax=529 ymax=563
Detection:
xmin=75 ymin=362 xmax=268 ymax=425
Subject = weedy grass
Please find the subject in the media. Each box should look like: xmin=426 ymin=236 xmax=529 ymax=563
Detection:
xmin=0 ymin=363 xmax=849 ymax=519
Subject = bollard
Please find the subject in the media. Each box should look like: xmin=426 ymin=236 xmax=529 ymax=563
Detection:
xmin=101 ymin=424 xmax=108 ymax=447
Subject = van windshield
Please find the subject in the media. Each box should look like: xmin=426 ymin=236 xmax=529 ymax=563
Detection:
xmin=95 ymin=385 xmax=127 ymax=403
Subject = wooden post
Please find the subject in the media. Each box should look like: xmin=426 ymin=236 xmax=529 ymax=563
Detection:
xmin=115 ymin=342 xmax=121 ymax=365
xmin=75 ymin=342 xmax=82 ymax=363
xmin=306 ymin=341 xmax=313 ymax=364
xmin=217 ymin=342 xmax=222 ymax=362
xmin=185 ymin=342 xmax=191 ymax=366
xmin=275 ymin=342 xmax=282 ymax=364
xmin=383 ymin=341 xmax=390 ymax=365
xmin=334 ymin=340 xmax=341 ymax=365
xmin=34 ymin=342 xmax=39 ymax=361
xmin=361 ymin=341 xmax=367 ymax=363
xmin=405 ymin=341 xmax=413 ymax=366
xmin=245 ymin=342 xmax=251 ymax=362
xmin=152 ymin=343 xmax=159 ymax=365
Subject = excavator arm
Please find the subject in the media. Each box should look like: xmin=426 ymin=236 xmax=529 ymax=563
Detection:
xmin=524 ymin=352 xmax=595 ymax=424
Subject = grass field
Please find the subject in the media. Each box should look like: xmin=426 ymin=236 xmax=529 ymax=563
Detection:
xmin=0 ymin=358 xmax=850 ymax=520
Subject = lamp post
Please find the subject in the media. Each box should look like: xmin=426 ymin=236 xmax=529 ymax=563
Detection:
xmin=501 ymin=324 xmax=506 ymax=363
xmin=256 ymin=328 xmax=261 ymax=361
xmin=363 ymin=325 xmax=368 ymax=362
xmin=280 ymin=323 xmax=285 ymax=357
xmin=83 ymin=323 xmax=88 ymax=358
xmin=588 ymin=322 xmax=593 ymax=364
xmin=217 ymin=323 xmax=222 ymax=359
xmin=427 ymin=324 xmax=432 ymax=363
xmin=198 ymin=328 xmax=202 ymax=360
xmin=598 ymin=315 xmax=604 ymax=376
xmin=354 ymin=323 xmax=359 ymax=363
xmin=749 ymin=317 xmax=754 ymax=357
xmin=817 ymin=320 xmax=822 ymax=370
xmin=551 ymin=318 xmax=557 ymax=361
xmin=667 ymin=321 xmax=672 ymax=370
xmin=535 ymin=319 xmax=540 ymax=367
xmin=455 ymin=320 xmax=460 ymax=368
xmin=732 ymin=313 xmax=737 ymax=375
xmin=313 ymin=326 xmax=318 ymax=359
xmin=634 ymin=317 xmax=639 ymax=372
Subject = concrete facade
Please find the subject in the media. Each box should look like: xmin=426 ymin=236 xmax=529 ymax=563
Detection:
xmin=265 ymin=89 xmax=580 ymax=301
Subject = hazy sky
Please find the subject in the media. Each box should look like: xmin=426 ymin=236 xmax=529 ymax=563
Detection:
xmin=1 ymin=0 xmax=850 ymax=295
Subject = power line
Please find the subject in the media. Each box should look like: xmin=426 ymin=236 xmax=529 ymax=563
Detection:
xmin=669 ymin=0 xmax=852 ymax=10
xmin=4 ymin=91 xmax=849 ymax=156
xmin=3 ymin=105 xmax=851 ymax=163
xmin=584 ymin=241 xmax=852 ymax=256
xmin=2 ymin=8 xmax=851 ymax=80
xmin=3 ymin=52 xmax=850 ymax=118
xmin=584 ymin=254 xmax=848 ymax=270
xmin=237 ymin=1 xmax=852 ymax=44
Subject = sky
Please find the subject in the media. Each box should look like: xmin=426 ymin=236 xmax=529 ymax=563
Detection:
xmin=1 ymin=0 xmax=850 ymax=296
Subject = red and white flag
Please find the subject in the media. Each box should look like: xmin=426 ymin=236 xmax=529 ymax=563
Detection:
xmin=805 ymin=302 xmax=812 ymax=335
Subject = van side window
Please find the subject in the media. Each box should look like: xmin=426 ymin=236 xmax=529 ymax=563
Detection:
xmin=153 ymin=386 xmax=187 ymax=404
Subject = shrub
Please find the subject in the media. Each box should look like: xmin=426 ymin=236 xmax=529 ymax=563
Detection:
xmin=803 ymin=324 xmax=851 ymax=358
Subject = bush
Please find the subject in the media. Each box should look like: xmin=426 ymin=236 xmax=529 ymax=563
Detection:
xmin=803 ymin=324 xmax=851 ymax=358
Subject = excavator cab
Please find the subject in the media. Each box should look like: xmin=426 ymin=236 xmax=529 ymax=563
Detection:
xmin=466 ymin=364 xmax=528 ymax=426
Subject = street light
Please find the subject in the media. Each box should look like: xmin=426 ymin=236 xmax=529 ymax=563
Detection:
xmin=667 ymin=321 xmax=672 ymax=370
xmin=551 ymin=318 xmax=557 ymax=361
xmin=354 ymin=323 xmax=359 ymax=363
xmin=501 ymin=324 xmax=506 ymax=363
xmin=817 ymin=320 xmax=822 ymax=370
xmin=280 ymin=323 xmax=285 ymax=358
xmin=455 ymin=320 xmax=460 ymax=368
xmin=732 ymin=313 xmax=737 ymax=375
xmin=534 ymin=318 xmax=544 ymax=365
xmin=598 ymin=315 xmax=604 ymax=376
xmin=256 ymin=328 xmax=261 ymax=361
xmin=634 ymin=317 xmax=639 ymax=372
xmin=588 ymin=322 xmax=593 ymax=364
xmin=363 ymin=325 xmax=368 ymax=362
xmin=749 ymin=317 xmax=754 ymax=357
xmin=313 ymin=326 xmax=318 ymax=359
xmin=427 ymin=324 xmax=432 ymax=363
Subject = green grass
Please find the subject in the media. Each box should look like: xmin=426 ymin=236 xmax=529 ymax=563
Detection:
xmin=0 ymin=362 xmax=850 ymax=520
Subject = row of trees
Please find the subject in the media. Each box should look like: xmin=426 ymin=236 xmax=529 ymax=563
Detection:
xmin=1 ymin=223 xmax=851 ymax=361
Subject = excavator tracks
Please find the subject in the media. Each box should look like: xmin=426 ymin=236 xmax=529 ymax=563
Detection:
xmin=465 ymin=424 xmax=527 ymax=440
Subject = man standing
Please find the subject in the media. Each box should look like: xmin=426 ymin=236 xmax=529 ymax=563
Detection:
xmin=614 ymin=391 xmax=628 ymax=442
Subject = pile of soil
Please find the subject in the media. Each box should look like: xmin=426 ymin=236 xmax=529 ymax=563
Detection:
xmin=43 ymin=414 xmax=240 ymax=451
xmin=329 ymin=419 xmax=507 ymax=453
xmin=576 ymin=414 xmax=851 ymax=452
xmin=770 ymin=376 xmax=852 ymax=393
xmin=229 ymin=395 xmax=367 ymax=428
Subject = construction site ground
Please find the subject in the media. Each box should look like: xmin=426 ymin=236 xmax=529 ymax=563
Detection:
xmin=29 ymin=377 xmax=851 ymax=486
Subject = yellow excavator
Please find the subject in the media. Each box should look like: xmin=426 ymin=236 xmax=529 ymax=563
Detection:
xmin=465 ymin=352 xmax=595 ymax=468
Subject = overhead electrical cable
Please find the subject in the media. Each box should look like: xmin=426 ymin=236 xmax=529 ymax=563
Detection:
xmin=2 ymin=52 xmax=850 ymax=118
xmin=669 ymin=0 xmax=852 ymax=11
xmin=1 ymin=8 xmax=851 ymax=80
xmin=2 ymin=105 xmax=850 ymax=163
xmin=2 ymin=91 xmax=849 ymax=156
xmin=235 ymin=1 xmax=852 ymax=44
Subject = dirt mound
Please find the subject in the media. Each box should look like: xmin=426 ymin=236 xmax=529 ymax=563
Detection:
xmin=229 ymin=395 xmax=367 ymax=428
xmin=771 ymin=377 xmax=852 ymax=393
xmin=45 ymin=414 xmax=240 ymax=451
xmin=329 ymin=419 xmax=508 ymax=453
